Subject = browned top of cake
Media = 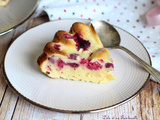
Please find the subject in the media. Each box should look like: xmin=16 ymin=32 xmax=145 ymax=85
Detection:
xmin=38 ymin=22 xmax=113 ymax=67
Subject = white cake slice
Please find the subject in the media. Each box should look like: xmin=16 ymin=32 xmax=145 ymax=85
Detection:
xmin=37 ymin=22 xmax=116 ymax=83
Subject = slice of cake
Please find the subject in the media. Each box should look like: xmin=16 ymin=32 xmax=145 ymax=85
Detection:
xmin=37 ymin=22 xmax=115 ymax=83
xmin=0 ymin=0 xmax=11 ymax=7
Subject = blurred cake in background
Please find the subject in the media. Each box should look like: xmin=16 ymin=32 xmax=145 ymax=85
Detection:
xmin=0 ymin=0 xmax=11 ymax=7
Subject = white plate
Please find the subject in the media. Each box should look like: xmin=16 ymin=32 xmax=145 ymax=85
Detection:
xmin=0 ymin=0 xmax=39 ymax=36
xmin=4 ymin=19 xmax=150 ymax=113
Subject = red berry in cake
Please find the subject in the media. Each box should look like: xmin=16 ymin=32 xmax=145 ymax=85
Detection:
xmin=46 ymin=65 xmax=52 ymax=72
xmin=54 ymin=44 xmax=61 ymax=50
xmin=87 ymin=61 xmax=102 ymax=70
xmin=65 ymin=33 xmax=91 ymax=51
xmin=68 ymin=54 xmax=79 ymax=60
xmin=105 ymin=63 xmax=114 ymax=68
xmin=67 ymin=63 xmax=79 ymax=68
xmin=48 ymin=57 xmax=55 ymax=64
xmin=57 ymin=59 xmax=66 ymax=69
xmin=80 ymin=58 xmax=88 ymax=65
xmin=99 ymin=59 xmax=104 ymax=63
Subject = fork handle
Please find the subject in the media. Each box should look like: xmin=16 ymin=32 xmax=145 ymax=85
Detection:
xmin=114 ymin=46 xmax=160 ymax=83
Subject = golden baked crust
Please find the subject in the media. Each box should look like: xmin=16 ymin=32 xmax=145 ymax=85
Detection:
xmin=43 ymin=22 xmax=103 ymax=57
xmin=37 ymin=22 xmax=115 ymax=83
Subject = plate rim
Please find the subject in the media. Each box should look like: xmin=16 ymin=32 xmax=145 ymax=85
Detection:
xmin=3 ymin=19 xmax=151 ymax=113
xmin=0 ymin=0 xmax=40 ymax=36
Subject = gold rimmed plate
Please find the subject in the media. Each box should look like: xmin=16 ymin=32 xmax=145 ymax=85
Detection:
xmin=0 ymin=0 xmax=39 ymax=36
xmin=4 ymin=19 xmax=150 ymax=113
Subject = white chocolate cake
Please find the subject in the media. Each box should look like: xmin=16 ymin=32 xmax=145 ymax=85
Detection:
xmin=0 ymin=0 xmax=11 ymax=7
xmin=37 ymin=22 xmax=115 ymax=83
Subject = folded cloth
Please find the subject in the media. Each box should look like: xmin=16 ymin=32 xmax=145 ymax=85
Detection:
xmin=35 ymin=0 xmax=160 ymax=82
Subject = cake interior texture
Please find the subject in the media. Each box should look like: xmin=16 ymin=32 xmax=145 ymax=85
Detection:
xmin=37 ymin=22 xmax=116 ymax=83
